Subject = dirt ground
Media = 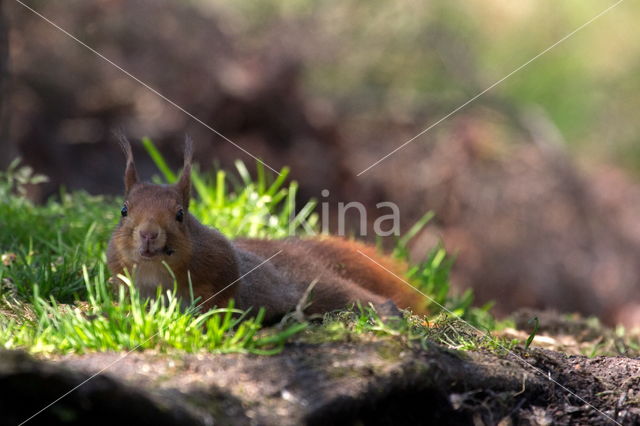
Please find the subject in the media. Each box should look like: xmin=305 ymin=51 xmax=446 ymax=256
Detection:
xmin=1 ymin=311 xmax=639 ymax=425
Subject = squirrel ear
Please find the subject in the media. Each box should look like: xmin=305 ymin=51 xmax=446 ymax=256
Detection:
xmin=176 ymin=135 xmax=193 ymax=207
xmin=117 ymin=133 xmax=139 ymax=195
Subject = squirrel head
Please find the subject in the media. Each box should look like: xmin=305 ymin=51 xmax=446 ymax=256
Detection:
xmin=110 ymin=136 xmax=194 ymax=268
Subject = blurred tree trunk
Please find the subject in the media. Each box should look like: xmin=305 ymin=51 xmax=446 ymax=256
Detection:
xmin=0 ymin=0 xmax=13 ymax=169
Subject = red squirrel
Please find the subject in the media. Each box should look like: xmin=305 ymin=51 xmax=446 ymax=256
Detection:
xmin=107 ymin=138 xmax=424 ymax=322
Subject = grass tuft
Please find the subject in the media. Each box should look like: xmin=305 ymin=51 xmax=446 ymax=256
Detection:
xmin=302 ymin=304 xmax=517 ymax=355
xmin=394 ymin=212 xmax=499 ymax=330
xmin=1 ymin=263 xmax=305 ymax=355
xmin=143 ymin=137 xmax=318 ymax=238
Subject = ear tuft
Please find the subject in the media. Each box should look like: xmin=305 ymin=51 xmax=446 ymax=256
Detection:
xmin=183 ymin=134 xmax=194 ymax=168
xmin=177 ymin=135 xmax=193 ymax=208
xmin=116 ymin=132 xmax=139 ymax=195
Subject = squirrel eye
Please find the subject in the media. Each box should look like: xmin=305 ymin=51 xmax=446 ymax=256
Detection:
xmin=176 ymin=208 xmax=184 ymax=222
xmin=121 ymin=204 xmax=128 ymax=217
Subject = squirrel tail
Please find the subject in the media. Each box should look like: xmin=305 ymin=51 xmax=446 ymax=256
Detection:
xmin=309 ymin=236 xmax=426 ymax=314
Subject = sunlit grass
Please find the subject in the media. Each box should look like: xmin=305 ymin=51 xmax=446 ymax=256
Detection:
xmin=1 ymin=263 xmax=305 ymax=355
xmin=302 ymin=304 xmax=517 ymax=355
xmin=142 ymin=137 xmax=318 ymax=238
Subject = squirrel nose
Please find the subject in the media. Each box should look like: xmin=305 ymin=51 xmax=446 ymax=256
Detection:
xmin=140 ymin=230 xmax=159 ymax=241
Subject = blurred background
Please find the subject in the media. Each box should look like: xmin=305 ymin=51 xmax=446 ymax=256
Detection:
xmin=2 ymin=0 xmax=640 ymax=326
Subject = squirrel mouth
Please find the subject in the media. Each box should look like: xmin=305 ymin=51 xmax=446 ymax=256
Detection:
xmin=139 ymin=246 xmax=174 ymax=259
xmin=139 ymin=249 xmax=161 ymax=259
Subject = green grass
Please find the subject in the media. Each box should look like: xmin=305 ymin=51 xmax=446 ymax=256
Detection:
xmin=1 ymin=266 xmax=304 ymax=355
xmin=0 ymin=161 xmax=113 ymax=302
xmin=142 ymin=137 xmax=317 ymax=238
xmin=0 ymin=141 xmax=496 ymax=356
xmin=394 ymin=212 xmax=500 ymax=331
xmin=302 ymin=304 xmax=517 ymax=355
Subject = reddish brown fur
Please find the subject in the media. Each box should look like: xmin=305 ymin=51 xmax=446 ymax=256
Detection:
xmin=234 ymin=237 xmax=425 ymax=315
xmin=107 ymin=138 xmax=424 ymax=320
xmin=302 ymin=237 xmax=424 ymax=313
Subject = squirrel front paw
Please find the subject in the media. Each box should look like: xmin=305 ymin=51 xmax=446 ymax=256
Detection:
xmin=375 ymin=300 xmax=403 ymax=319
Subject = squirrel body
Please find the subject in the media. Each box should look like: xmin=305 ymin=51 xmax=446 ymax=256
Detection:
xmin=107 ymin=139 xmax=424 ymax=321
